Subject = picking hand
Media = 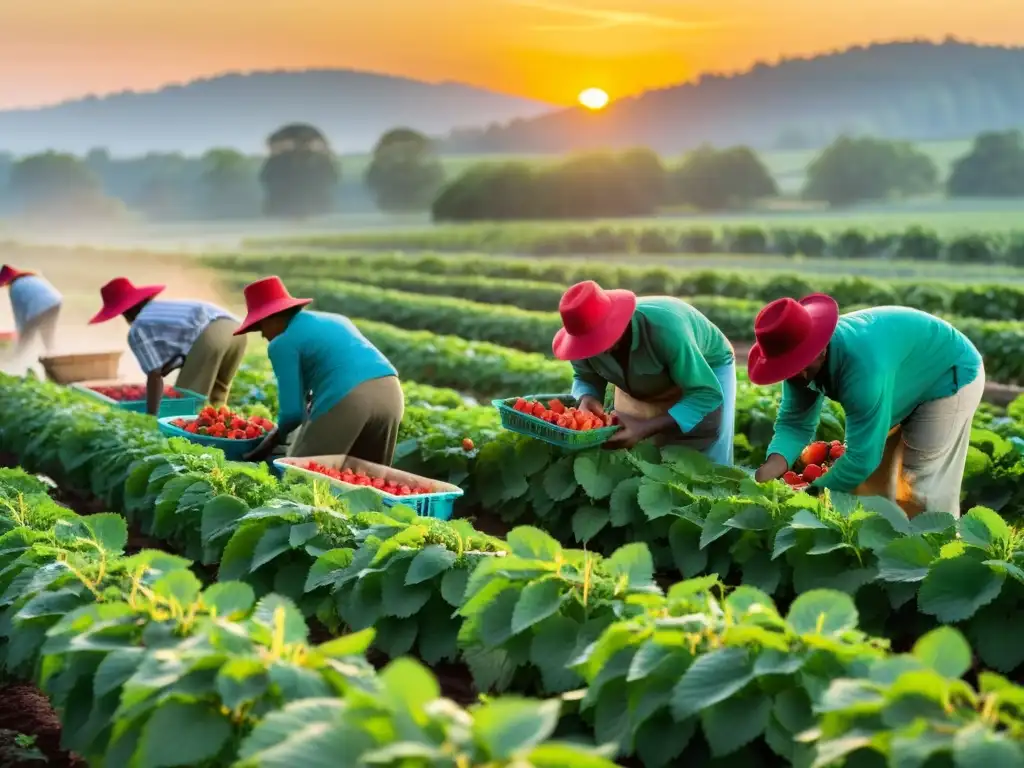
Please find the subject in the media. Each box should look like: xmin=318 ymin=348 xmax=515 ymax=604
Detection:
xmin=602 ymin=412 xmax=646 ymax=449
xmin=755 ymin=453 xmax=790 ymax=483
xmin=577 ymin=395 xmax=606 ymax=417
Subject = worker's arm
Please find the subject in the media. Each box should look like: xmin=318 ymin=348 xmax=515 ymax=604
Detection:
xmin=756 ymin=382 xmax=824 ymax=482
xmin=651 ymin=321 xmax=724 ymax=434
xmin=145 ymin=371 xmax=165 ymax=416
xmin=128 ymin=325 xmax=168 ymax=416
xmin=813 ymin=370 xmax=893 ymax=492
xmin=570 ymin=359 xmax=608 ymax=413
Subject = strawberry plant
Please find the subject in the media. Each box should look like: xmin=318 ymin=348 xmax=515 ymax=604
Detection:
xmin=457 ymin=526 xmax=659 ymax=695
xmin=235 ymin=657 xmax=618 ymax=767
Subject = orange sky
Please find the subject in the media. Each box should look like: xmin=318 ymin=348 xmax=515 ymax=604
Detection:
xmin=2 ymin=0 xmax=1024 ymax=109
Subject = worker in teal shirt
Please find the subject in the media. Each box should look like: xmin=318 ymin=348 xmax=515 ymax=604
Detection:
xmin=236 ymin=277 xmax=403 ymax=464
xmin=552 ymin=281 xmax=736 ymax=464
xmin=748 ymin=294 xmax=984 ymax=516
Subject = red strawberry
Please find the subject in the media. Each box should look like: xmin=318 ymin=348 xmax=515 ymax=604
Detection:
xmin=829 ymin=442 xmax=846 ymax=460
xmin=802 ymin=464 xmax=824 ymax=482
xmin=800 ymin=442 xmax=829 ymax=467
xmin=462 ymin=438 xmax=474 ymax=452
xmin=783 ymin=471 xmax=800 ymax=485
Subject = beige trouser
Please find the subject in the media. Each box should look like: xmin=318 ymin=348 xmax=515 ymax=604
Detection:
xmin=175 ymin=318 xmax=247 ymax=407
xmin=15 ymin=304 xmax=60 ymax=358
xmin=862 ymin=368 xmax=985 ymax=518
xmin=286 ymin=376 xmax=405 ymax=465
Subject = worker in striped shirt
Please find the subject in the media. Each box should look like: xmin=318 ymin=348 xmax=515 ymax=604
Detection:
xmin=89 ymin=277 xmax=247 ymax=415
xmin=0 ymin=265 xmax=62 ymax=360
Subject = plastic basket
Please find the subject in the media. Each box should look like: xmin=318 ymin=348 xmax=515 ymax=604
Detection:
xmin=40 ymin=351 xmax=122 ymax=384
xmin=492 ymin=393 xmax=619 ymax=450
xmin=73 ymin=379 xmax=206 ymax=417
xmin=157 ymin=415 xmax=264 ymax=461
xmin=274 ymin=455 xmax=463 ymax=521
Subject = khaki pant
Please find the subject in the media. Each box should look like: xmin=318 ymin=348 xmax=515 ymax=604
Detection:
xmin=287 ymin=376 xmax=405 ymax=465
xmin=175 ymin=318 xmax=247 ymax=407
xmin=857 ymin=367 xmax=985 ymax=518
xmin=16 ymin=304 xmax=60 ymax=358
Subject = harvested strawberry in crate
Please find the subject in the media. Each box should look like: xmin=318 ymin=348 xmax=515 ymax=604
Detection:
xmin=511 ymin=397 xmax=617 ymax=431
xmin=783 ymin=439 xmax=846 ymax=487
xmin=304 ymin=461 xmax=432 ymax=497
xmin=91 ymin=384 xmax=184 ymax=401
xmin=171 ymin=405 xmax=275 ymax=440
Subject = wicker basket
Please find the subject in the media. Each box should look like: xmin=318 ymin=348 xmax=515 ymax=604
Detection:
xmin=40 ymin=351 xmax=123 ymax=384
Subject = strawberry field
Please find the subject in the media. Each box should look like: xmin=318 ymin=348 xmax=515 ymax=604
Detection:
xmin=2 ymin=248 xmax=1024 ymax=765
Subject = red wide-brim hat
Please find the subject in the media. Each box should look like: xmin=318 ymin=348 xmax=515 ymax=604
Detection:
xmin=747 ymin=293 xmax=840 ymax=385
xmin=552 ymin=280 xmax=637 ymax=361
xmin=0 ymin=265 xmax=35 ymax=287
xmin=235 ymin=276 xmax=312 ymax=335
xmin=89 ymin=277 xmax=166 ymax=324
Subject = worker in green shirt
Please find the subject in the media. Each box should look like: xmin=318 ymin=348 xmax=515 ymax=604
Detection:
xmin=551 ymin=281 xmax=736 ymax=464
xmin=748 ymin=294 xmax=984 ymax=517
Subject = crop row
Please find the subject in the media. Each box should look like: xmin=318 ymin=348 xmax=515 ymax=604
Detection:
xmin=225 ymin=274 xmax=1024 ymax=384
xmin=211 ymin=249 xmax=1024 ymax=322
xmin=2 ymin=376 xmax=1024 ymax=766
xmin=246 ymin=222 xmax=1024 ymax=264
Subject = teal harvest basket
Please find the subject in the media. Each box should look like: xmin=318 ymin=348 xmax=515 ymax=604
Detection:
xmin=74 ymin=381 xmax=206 ymax=418
xmin=157 ymin=415 xmax=263 ymax=460
xmin=492 ymin=393 xmax=619 ymax=450
xmin=274 ymin=456 xmax=462 ymax=521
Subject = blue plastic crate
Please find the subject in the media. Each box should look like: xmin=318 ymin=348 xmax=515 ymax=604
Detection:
xmin=274 ymin=456 xmax=462 ymax=521
xmin=75 ymin=380 xmax=207 ymax=418
xmin=157 ymin=415 xmax=266 ymax=461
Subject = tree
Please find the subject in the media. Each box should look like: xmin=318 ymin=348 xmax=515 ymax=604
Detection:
xmin=802 ymin=136 xmax=938 ymax=207
xmin=617 ymin=148 xmax=668 ymax=211
xmin=200 ymin=148 xmax=261 ymax=219
xmin=364 ymin=128 xmax=445 ymax=212
xmin=8 ymin=151 xmax=122 ymax=219
xmin=259 ymin=123 xmax=339 ymax=218
xmin=670 ymin=145 xmax=778 ymax=210
xmin=947 ymin=130 xmax=1024 ymax=197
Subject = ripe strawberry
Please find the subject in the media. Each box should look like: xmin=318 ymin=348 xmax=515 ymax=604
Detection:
xmin=462 ymin=438 xmax=474 ymax=451
xmin=802 ymin=464 xmax=824 ymax=481
xmin=800 ymin=442 xmax=829 ymax=467
xmin=829 ymin=442 xmax=846 ymax=460
xmin=783 ymin=471 xmax=800 ymax=485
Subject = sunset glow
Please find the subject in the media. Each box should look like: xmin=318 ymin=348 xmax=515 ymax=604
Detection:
xmin=578 ymin=88 xmax=609 ymax=110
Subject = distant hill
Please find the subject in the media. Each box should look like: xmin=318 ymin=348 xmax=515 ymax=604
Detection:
xmin=440 ymin=40 xmax=1024 ymax=155
xmin=0 ymin=69 xmax=554 ymax=156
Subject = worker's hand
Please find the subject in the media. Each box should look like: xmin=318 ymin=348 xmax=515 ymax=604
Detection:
xmin=603 ymin=412 xmax=647 ymax=450
xmin=577 ymin=395 xmax=606 ymax=417
xmin=755 ymin=453 xmax=790 ymax=483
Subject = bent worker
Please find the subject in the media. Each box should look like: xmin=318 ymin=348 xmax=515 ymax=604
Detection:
xmin=749 ymin=295 xmax=984 ymax=516
xmin=89 ymin=277 xmax=246 ymax=415
xmin=0 ymin=264 xmax=62 ymax=360
xmin=552 ymin=280 xmax=736 ymax=464
xmin=236 ymin=276 xmax=404 ymax=465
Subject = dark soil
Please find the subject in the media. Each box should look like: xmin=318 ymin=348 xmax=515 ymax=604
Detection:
xmin=0 ymin=684 xmax=86 ymax=768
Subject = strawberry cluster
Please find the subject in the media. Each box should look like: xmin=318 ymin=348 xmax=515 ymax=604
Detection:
xmin=304 ymin=461 xmax=432 ymax=497
xmin=511 ymin=398 xmax=617 ymax=431
xmin=171 ymin=406 xmax=274 ymax=440
xmin=784 ymin=440 xmax=846 ymax=486
xmin=93 ymin=384 xmax=183 ymax=401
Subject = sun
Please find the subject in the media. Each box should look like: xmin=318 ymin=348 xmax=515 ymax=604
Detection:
xmin=578 ymin=87 xmax=609 ymax=111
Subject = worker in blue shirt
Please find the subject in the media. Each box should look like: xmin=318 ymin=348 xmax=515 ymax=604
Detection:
xmin=235 ymin=276 xmax=404 ymax=464
xmin=0 ymin=264 xmax=62 ymax=359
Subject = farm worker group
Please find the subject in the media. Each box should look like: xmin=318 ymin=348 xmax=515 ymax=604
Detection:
xmin=747 ymin=295 xmax=983 ymax=516
xmin=551 ymin=281 xmax=736 ymax=464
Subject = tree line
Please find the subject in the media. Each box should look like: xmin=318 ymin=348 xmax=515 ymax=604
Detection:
xmin=1 ymin=125 xmax=1023 ymax=221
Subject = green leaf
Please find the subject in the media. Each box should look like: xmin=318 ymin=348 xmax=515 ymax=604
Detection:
xmin=918 ymin=556 xmax=1006 ymax=622
xmin=252 ymin=595 xmax=308 ymax=644
xmin=637 ymin=481 xmax=676 ymax=521
xmin=199 ymin=494 xmax=248 ymax=543
xmin=877 ymin=536 xmax=938 ymax=583
xmin=608 ymin=477 xmax=642 ymax=527
xmin=910 ymin=512 xmax=957 ymax=536
xmin=671 ymin=647 xmax=754 ymax=720
xmin=573 ymin=452 xmax=620 ymax=500
xmin=202 ymin=582 xmax=256 ymax=620
xmin=511 ymin=577 xmax=564 ymax=635
xmin=251 ymin=526 xmax=293 ymax=571
xmin=472 ymin=698 xmax=560 ymax=760
xmin=725 ymin=505 xmax=774 ymax=531
xmin=772 ymin=528 xmax=798 ymax=560
xmin=571 ymin=506 xmax=609 ymax=543
xmin=700 ymin=502 xmax=736 ymax=549
xmin=235 ymin=699 xmax=353 ymax=766
xmin=669 ymin=519 xmax=708 ymax=577
xmin=859 ymin=495 xmax=912 ymax=534
xmin=84 ymin=513 xmax=128 ymax=554
xmin=216 ymin=657 xmax=270 ymax=711
xmin=527 ymin=743 xmax=619 ymax=768
xmin=960 ymin=507 xmax=1012 ymax=551
xmin=605 ymin=543 xmax=655 ymax=588
xmin=405 ymin=545 xmax=457 ymax=585
xmin=913 ymin=626 xmax=972 ymax=680
xmin=858 ymin=517 xmax=900 ymax=551
xmin=317 ymin=628 xmax=375 ymax=658
xmin=506 ymin=526 xmax=561 ymax=562
xmin=152 ymin=570 xmax=203 ymax=607
xmin=788 ymin=509 xmax=829 ymax=529
xmin=138 ymin=700 xmax=232 ymax=767
xmin=787 ymin=590 xmax=858 ymax=636
xmin=543 ymin=457 xmax=578 ymax=501
xmin=953 ymin=722 xmax=1024 ymax=768
xmin=440 ymin=567 xmax=469 ymax=607
xmin=700 ymin=690 xmax=772 ymax=757
xmin=380 ymin=657 xmax=440 ymax=711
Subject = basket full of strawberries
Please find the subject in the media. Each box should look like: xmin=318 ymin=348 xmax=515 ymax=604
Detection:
xmin=492 ymin=393 xmax=620 ymax=449
xmin=157 ymin=405 xmax=276 ymax=460
xmin=783 ymin=439 xmax=846 ymax=489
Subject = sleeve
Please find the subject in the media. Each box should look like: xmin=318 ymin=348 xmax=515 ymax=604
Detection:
xmin=268 ymin=339 xmax=306 ymax=435
xmin=813 ymin=369 xmax=893 ymax=492
xmin=127 ymin=325 xmax=165 ymax=375
xmin=649 ymin=322 xmax=724 ymax=432
xmin=766 ymin=382 xmax=825 ymax=466
xmin=570 ymin=360 xmax=607 ymax=402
